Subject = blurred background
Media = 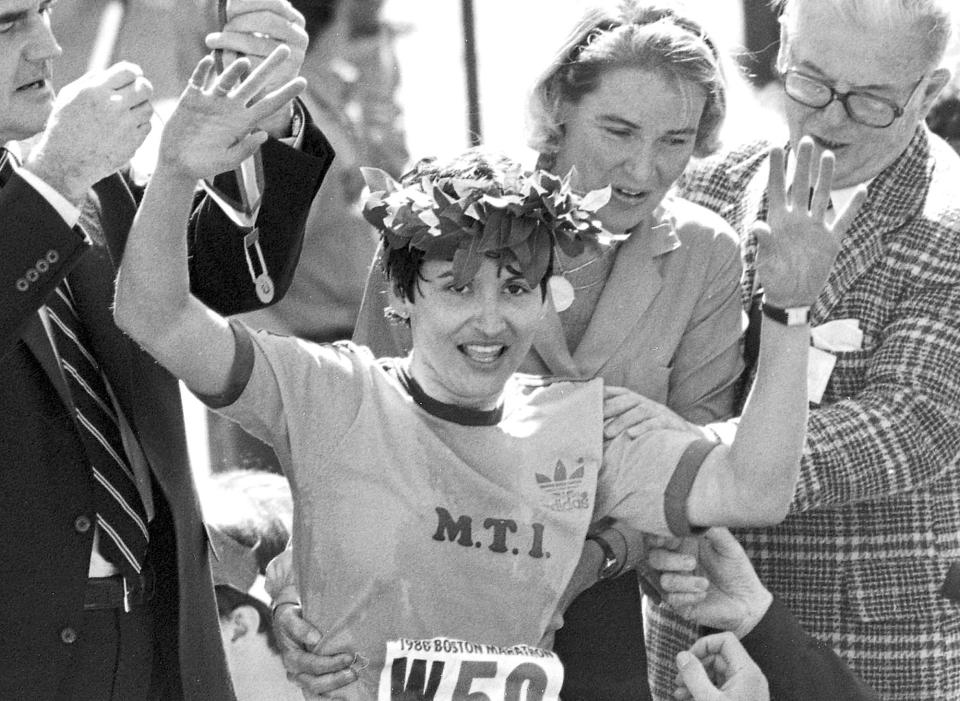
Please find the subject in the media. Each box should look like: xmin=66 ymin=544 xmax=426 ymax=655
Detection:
xmin=47 ymin=0 xmax=801 ymax=475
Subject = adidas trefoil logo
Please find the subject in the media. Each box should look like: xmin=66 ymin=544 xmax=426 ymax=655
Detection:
xmin=536 ymin=459 xmax=590 ymax=512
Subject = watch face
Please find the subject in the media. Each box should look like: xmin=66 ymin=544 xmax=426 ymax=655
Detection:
xmin=599 ymin=556 xmax=619 ymax=579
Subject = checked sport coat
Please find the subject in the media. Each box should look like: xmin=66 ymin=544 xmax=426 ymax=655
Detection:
xmin=646 ymin=127 xmax=960 ymax=700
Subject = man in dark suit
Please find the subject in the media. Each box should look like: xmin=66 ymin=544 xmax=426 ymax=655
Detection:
xmin=0 ymin=1 xmax=331 ymax=699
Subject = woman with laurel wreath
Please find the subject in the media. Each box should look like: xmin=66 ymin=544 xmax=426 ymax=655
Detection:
xmin=115 ymin=48 xmax=860 ymax=695
xmin=343 ymin=2 xmax=755 ymax=697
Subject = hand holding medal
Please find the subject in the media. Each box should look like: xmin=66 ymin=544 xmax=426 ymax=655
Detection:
xmin=198 ymin=0 xmax=308 ymax=302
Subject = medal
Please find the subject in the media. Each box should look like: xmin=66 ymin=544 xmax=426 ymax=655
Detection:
xmin=548 ymin=275 xmax=575 ymax=312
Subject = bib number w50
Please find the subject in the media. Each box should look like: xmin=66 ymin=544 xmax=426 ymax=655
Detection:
xmin=378 ymin=637 xmax=563 ymax=700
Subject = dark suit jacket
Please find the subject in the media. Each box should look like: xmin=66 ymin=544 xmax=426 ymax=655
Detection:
xmin=0 ymin=130 xmax=330 ymax=700
xmin=743 ymin=596 xmax=879 ymax=701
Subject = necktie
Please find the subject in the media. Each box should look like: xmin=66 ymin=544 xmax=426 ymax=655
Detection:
xmin=0 ymin=147 xmax=13 ymax=186
xmin=46 ymin=279 xmax=149 ymax=579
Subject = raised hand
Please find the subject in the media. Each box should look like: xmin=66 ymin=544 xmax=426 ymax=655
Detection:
xmin=25 ymin=62 xmax=153 ymax=203
xmin=674 ymin=633 xmax=770 ymax=701
xmin=754 ymin=136 xmax=866 ymax=308
xmin=158 ymin=45 xmax=306 ymax=181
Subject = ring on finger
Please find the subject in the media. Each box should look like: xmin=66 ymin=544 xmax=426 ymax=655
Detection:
xmin=214 ymin=83 xmax=232 ymax=96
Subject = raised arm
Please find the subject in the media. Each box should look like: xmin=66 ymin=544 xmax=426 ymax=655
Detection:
xmin=687 ymin=139 xmax=865 ymax=527
xmin=114 ymin=48 xmax=305 ymax=395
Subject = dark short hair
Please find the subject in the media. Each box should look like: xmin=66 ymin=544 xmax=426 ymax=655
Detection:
xmin=215 ymin=585 xmax=281 ymax=654
xmin=379 ymin=150 xmax=555 ymax=303
xmin=927 ymin=90 xmax=960 ymax=142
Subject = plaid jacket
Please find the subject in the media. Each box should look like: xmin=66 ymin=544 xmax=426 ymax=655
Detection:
xmin=646 ymin=128 xmax=960 ymax=700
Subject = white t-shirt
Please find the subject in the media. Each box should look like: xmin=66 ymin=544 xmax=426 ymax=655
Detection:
xmin=208 ymin=325 xmax=709 ymax=700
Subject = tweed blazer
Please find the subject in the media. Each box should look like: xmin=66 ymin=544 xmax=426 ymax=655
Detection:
xmin=646 ymin=128 xmax=960 ymax=699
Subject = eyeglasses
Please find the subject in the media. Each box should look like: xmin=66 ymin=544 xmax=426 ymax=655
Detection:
xmin=781 ymin=69 xmax=926 ymax=128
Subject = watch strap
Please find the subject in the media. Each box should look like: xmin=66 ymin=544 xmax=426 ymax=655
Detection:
xmin=587 ymin=533 xmax=622 ymax=579
xmin=761 ymin=298 xmax=811 ymax=326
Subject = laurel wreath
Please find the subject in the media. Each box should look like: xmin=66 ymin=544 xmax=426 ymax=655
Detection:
xmin=360 ymin=164 xmax=611 ymax=287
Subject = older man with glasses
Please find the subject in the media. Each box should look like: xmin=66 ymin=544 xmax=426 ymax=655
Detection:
xmin=641 ymin=1 xmax=960 ymax=699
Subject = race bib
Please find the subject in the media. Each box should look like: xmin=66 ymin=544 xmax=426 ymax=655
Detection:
xmin=378 ymin=637 xmax=563 ymax=700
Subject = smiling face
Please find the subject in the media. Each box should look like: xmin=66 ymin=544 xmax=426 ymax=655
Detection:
xmin=398 ymin=256 xmax=545 ymax=411
xmin=778 ymin=1 xmax=948 ymax=187
xmin=552 ymin=66 xmax=706 ymax=236
xmin=0 ymin=0 xmax=61 ymax=142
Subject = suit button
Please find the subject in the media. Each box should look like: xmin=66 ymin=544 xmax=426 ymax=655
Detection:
xmin=74 ymin=515 xmax=92 ymax=533
xmin=60 ymin=627 xmax=78 ymax=645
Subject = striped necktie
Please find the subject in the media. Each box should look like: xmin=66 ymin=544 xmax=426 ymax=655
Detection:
xmin=46 ymin=276 xmax=149 ymax=579
xmin=0 ymin=147 xmax=13 ymax=186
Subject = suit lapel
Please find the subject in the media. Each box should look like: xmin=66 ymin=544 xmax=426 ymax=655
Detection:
xmin=8 ymin=166 xmax=138 ymax=410
xmin=811 ymin=205 xmax=884 ymax=324
xmin=811 ymin=128 xmax=929 ymax=324
xmin=67 ymin=175 xmax=139 ymax=422
xmin=21 ymin=314 xmax=73 ymax=408
xmin=573 ymin=212 xmax=679 ymax=378
xmin=531 ymin=297 xmax=582 ymax=378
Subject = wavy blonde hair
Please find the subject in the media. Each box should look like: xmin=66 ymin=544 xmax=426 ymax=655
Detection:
xmin=528 ymin=1 xmax=729 ymax=165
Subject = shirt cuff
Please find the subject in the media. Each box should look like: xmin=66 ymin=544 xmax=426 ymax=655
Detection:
xmin=192 ymin=320 xmax=256 ymax=408
xmin=664 ymin=438 xmax=717 ymax=537
xmin=15 ymin=165 xmax=81 ymax=227
xmin=278 ymin=100 xmax=305 ymax=149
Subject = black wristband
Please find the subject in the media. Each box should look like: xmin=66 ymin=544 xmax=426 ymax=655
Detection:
xmin=761 ymin=297 xmax=811 ymax=326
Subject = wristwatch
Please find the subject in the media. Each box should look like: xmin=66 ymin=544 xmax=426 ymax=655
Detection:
xmin=587 ymin=533 xmax=621 ymax=580
xmin=761 ymin=297 xmax=811 ymax=327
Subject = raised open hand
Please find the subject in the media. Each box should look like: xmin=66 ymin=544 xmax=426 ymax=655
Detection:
xmin=158 ymin=45 xmax=305 ymax=181
xmin=754 ymin=137 xmax=866 ymax=308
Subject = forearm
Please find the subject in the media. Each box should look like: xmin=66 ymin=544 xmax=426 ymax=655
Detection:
xmin=114 ymin=164 xmax=235 ymax=395
xmin=734 ymin=318 xmax=810 ymax=488
xmin=689 ymin=317 xmax=809 ymax=527
xmin=742 ymin=597 xmax=879 ymax=701
xmin=115 ymin=166 xmax=196 ymax=335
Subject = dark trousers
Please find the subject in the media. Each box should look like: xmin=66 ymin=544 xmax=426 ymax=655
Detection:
xmin=55 ymin=605 xmax=156 ymax=701
xmin=553 ymin=572 xmax=652 ymax=701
